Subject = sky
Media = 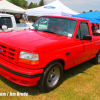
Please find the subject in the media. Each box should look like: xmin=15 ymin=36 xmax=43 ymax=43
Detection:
xmin=26 ymin=0 xmax=100 ymax=13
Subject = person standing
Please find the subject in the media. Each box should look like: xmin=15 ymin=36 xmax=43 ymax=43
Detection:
xmin=92 ymin=23 xmax=95 ymax=32
xmin=97 ymin=23 xmax=99 ymax=29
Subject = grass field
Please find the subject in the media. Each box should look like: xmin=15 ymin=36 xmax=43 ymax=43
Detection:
xmin=0 ymin=61 xmax=100 ymax=100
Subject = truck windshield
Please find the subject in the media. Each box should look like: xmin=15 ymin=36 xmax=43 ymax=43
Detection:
xmin=33 ymin=17 xmax=77 ymax=37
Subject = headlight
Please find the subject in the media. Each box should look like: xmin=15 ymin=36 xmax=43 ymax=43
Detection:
xmin=19 ymin=51 xmax=39 ymax=65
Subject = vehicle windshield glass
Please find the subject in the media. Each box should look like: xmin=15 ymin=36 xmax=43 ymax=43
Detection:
xmin=33 ymin=17 xmax=77 ymax=37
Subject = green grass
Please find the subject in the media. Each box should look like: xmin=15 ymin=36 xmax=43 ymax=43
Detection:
xmin=0 ymin=61 xmax=100 ymax=100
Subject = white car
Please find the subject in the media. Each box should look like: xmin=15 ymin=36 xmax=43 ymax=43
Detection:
xmin=0 ymin=13 xmax=29 ymax=32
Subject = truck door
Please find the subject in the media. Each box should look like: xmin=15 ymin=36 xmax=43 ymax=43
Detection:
xmin=74 ymin=22 xmax=92 ymax=63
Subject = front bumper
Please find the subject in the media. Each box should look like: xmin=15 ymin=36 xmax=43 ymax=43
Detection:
xmin=0 ymin=58 xmax=44 ymax=86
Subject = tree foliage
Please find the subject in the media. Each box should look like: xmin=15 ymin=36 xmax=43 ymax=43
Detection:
xmin=28 ymin=2 xmax=39 ymax=8
xmin=82 ymin=10 xmax=98 ymax=13
xmin=7 ymin=0 xmax=40 ymax=8
xmin=39 ymin=0 xmax=45 ymax=6
xmin=89 ymin=10 xmax=93 ymax=12
xmin=83 ymin=11 xmax=86 ymax=13
xmin=7 ymin=0 xmax=28 ymax=8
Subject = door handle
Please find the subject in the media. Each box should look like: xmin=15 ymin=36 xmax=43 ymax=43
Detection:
xmin=65 ymin=52 xmax=70 ymax=55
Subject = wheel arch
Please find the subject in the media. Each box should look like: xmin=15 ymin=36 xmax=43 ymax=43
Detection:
xmin=44 ymin=59 xmax=65 ymax=71
xmin=37 ymin=59 xmax=64 ymax=92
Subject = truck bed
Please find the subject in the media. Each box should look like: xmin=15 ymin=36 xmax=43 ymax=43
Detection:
xmin=17 ymin=24 xmax=29 ymax=30
xmin=93 ymin=32 xmax=100 ymax=36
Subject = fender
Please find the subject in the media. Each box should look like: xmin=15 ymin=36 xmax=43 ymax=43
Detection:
xmin=40 ymin=53 xmax=67 ymax=69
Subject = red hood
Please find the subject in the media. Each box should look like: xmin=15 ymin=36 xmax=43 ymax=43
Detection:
xmin=0 ymin=29 xmax=70 ymax=51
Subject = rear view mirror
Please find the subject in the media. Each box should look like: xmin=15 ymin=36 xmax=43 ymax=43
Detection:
xmin=83 ymin=35 xmax=92 ymax=40
xmin=2 ymin=25 xmax=7 ymax=30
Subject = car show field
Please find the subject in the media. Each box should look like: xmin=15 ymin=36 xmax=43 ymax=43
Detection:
xmin=0 ymin=0 xmax=100 ymax=99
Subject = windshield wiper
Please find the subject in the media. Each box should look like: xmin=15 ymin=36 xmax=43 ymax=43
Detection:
xmin=42 ymin=30 xmax=58 ymax=34
xmin=42 ymin=30 xmax=63 ymax=36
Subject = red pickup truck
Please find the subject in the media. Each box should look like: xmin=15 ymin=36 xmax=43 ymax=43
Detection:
xmin=0 ymin=15 xmax=100 ymax=92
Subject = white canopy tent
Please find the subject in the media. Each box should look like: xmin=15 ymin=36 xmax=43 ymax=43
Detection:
xmin=26 ymin=0 xmax=79 ymax=16
xmin=0 ymin=0 xmax=26 ymax=13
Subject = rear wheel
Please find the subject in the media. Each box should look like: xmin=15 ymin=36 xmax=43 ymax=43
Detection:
xmin=91 ymin=51 xmax=100 ymax=64
xmin=37 ymin=61 xmax=63 ymax=92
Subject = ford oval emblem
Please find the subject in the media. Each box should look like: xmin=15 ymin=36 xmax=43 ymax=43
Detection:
xmin=0 ymin=49 xmax=3 ymax=52
xmin=44 ymin=6 xmax=56 ymax=9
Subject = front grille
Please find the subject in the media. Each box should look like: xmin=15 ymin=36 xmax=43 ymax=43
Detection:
xmin=0 ymin=43 xmax=18 ymax=63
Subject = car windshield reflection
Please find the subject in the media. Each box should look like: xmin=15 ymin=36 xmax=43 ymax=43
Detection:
xmin=33 ymin=17 xmax=77 ymax=37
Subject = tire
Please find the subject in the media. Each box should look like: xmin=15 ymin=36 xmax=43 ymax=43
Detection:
xmin=37 ymin=61 xmax=63 ymax=92
xmin=91 ymin=51 xmax=100 ymax=64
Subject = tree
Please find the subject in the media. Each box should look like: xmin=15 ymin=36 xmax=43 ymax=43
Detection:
xmin=28 ymin=2 xmax=39 ymax=8
xmin=7 ymin=0 xmax=28 ymax=8
xmin=89 ymin=10 xmax=93 ymax=12
xmin=28 ymin=2 xmax=33 ymax=8
xmin=83 ymin=11 xmax=86 ymax=13
xmin=39 ymin=0 xmax=45 ymax=6
xmin=22 ymin=0 xmax=28 ymax=8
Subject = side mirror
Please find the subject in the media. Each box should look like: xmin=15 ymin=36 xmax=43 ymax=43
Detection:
xmin=29 ymin=25 xmax=35 ymax=30
xmin=83 ymin=35 xmax=92 ymax=40
xmin=2 ymin=25 xmax=7 ymax=30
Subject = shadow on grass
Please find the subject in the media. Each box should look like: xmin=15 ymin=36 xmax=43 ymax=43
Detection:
xmin=62 ymin=61 xmax=94 ymax=82
xmin=0 ymin=60 xmax=94 ymax=95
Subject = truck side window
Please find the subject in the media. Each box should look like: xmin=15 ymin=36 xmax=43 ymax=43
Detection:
xmin=0 ymin=17 xmax=12 ymax=28
xmin=76 ymin=28 xmax=80 ymax=39
xmin=76 ymin=22 xmax=89 ymax=39
xmin=0 ymin=18 xmax=2 ymax=29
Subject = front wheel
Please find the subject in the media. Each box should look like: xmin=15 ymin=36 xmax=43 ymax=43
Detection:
xmin=37 ymin=61 xmax=63 ymax=92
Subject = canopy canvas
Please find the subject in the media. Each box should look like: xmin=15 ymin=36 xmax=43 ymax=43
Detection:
xmin=0 ymin=0 xmax=26 ymax=13
xmin=72 ymin=11 xmax=100 ymax=23
xmin=26 ymin=0 xmax=79 ymax=16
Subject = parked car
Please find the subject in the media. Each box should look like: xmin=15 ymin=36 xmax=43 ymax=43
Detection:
xmin=0 ymin=13 xmax=29 ymax=32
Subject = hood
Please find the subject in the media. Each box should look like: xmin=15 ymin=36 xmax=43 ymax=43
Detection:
xmin=0 ymin=29 xmax=70 ymax=52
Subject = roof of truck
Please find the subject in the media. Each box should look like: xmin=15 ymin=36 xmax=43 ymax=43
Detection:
xmin=42 ymin=15 xmax=89 ymax=21
xmin=0 ymin=13 xmax=14 ymax=17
